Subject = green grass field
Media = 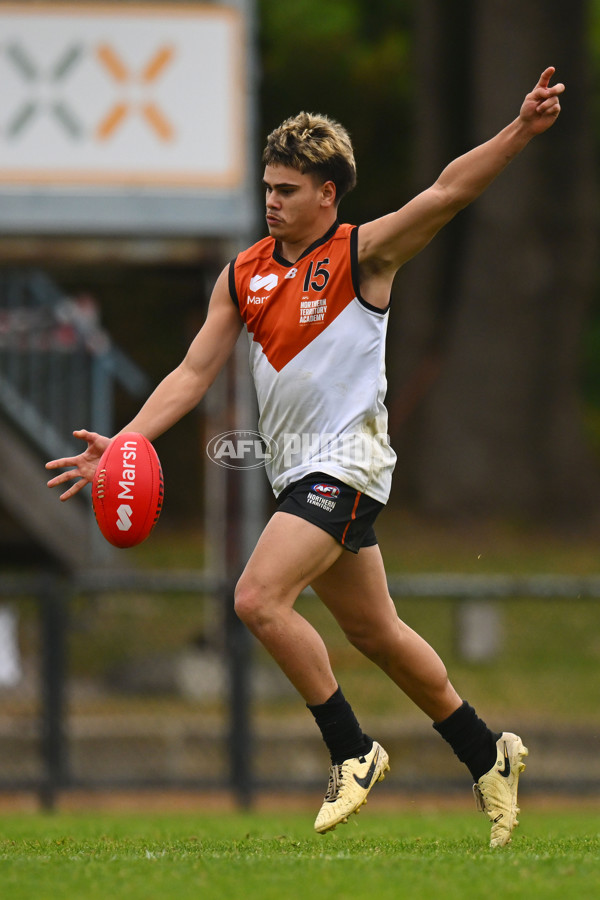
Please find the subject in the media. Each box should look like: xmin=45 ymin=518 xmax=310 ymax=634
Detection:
xmin=1 ymin=808 xmax=599 ymax=900
xmin=4 ymin=520 xmax=600 ymax=899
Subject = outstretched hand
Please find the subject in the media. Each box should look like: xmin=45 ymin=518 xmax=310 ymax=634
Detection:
xmin=520 ymin=67 xmax=565 ymax=135
xmin=46 ymin=429 xmax=111 ymax=501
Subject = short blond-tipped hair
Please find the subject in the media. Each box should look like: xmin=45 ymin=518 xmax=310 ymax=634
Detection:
xmin=263 ymin=112 xmax=357 ymax=204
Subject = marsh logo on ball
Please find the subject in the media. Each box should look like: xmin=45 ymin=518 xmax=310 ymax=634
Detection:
xmin=92 ymin=431 xmax=163 ymax=548
xmin=116 ymin=504 xmax=133 ymax=532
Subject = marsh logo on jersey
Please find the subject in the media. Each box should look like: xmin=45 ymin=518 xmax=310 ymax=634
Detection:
xmin=248 ymin=272 xmax=279 ymax=305
xmin=306 ymin=482 xmax=340 ymax=513
xmin=249 ymin=273 xmax=278 ymax=292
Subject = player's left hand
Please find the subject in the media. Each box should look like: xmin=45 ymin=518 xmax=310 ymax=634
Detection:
xmin=46 ymin=429 xmax=110 ymax=501
xmin=520 ymin=67 xmax=565 ymax=135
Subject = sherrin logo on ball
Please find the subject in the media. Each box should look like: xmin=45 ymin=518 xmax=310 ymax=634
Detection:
xmin=92 ymin=432 xmax=164 ymax=548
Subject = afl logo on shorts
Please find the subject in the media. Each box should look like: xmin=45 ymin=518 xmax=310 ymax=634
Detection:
xmin=312 ymin=483 xmax=340 ymax=499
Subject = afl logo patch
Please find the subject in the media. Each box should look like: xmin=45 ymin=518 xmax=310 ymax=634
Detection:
xmin=312 ymin=483 xmax=340 ymax=499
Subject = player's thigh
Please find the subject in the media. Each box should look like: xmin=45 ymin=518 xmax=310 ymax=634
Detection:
xmin=310 ymin=543 xmax=398 ymax=635
xmin=238 ymin=510 xmax=344 ymax=605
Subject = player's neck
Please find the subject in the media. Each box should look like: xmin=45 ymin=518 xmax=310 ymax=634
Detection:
xmin=277 ymin=217 xmax=338 ymax=264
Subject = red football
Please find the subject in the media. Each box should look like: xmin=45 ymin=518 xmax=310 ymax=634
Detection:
xmin=92 ymin=432 xmax=164 ymax=548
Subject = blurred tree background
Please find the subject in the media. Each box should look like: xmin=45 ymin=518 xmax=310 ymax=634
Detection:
xmin=258 ymin=0 xmax=600 ymax=528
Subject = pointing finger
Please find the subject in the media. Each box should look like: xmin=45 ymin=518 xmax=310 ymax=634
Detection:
xmin=537 ymin=66 xmax=556 ymax=89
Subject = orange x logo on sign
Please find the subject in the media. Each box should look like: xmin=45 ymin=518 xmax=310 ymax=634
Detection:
xmin=96 ymin=44 xmax=175 ymax=142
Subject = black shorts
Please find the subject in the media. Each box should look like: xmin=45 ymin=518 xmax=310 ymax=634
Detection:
xmin=275 ymin=472 xmax=384 ymax=554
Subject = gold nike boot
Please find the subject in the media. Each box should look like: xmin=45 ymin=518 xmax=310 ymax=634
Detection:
xmin=314 ymin=741 xmax=390 ymax=834
xmin=473 ymin=732 xmax=529 ymax=848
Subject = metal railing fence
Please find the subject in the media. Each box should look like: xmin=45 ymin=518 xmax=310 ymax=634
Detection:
xmin=0 ymin=268 xmax=149 ymax=458
xmin=1 ymin=569 xmax=599 ymax=809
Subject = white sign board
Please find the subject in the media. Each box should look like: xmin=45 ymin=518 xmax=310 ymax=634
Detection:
xmin=0 ymin=2 xmax=254 ymax=235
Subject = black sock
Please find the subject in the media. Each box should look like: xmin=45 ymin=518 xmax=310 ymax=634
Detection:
xmin=433 ymin=700 xmax=501 ymax=782
xmin=307 ymin=686 xmax=372 ymax=765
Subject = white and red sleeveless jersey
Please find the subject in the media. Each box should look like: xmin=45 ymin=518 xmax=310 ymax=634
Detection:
xmin=229 ymin=222 xmax=396 ymax=504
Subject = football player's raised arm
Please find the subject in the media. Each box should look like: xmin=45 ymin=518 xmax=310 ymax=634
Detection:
xmin=358 ymin=67 xmax=564 ymax=279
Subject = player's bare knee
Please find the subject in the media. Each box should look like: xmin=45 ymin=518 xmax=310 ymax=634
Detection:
xmin=233 ymin=577 xmax=262 ymax=626
xmin=234 ymin=578 xmax=280 ymax=632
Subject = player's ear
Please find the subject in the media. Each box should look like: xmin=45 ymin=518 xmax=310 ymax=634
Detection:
xmin=320 ymin=180 xmax=337 ymax=207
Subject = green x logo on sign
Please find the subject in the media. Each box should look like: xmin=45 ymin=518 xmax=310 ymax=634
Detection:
xmin=5 ymin=42 xmax=84 ymax=139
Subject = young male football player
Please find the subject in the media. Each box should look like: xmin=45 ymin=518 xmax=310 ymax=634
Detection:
xmin=47 ymin=67 xmax=564 ymax=847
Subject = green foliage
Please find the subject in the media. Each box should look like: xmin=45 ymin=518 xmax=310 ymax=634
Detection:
xmin=0 ymin=811 xmax=599 ymax=900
